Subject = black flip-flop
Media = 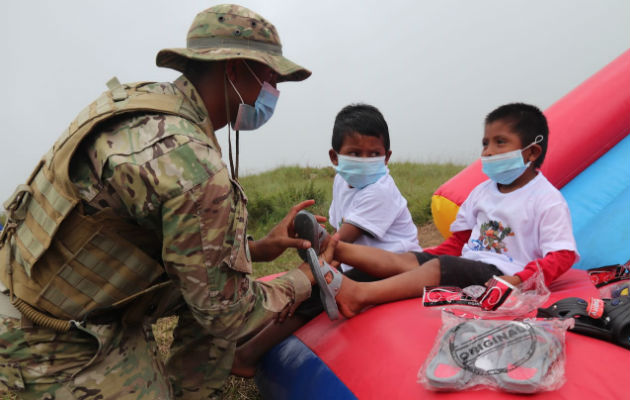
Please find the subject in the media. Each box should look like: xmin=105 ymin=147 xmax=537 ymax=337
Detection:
xmin=294 ymin=210 xmax=328 ymax=262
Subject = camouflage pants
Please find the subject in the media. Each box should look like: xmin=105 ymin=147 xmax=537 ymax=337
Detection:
xmin=0 ymin=269 xmax=311 ymax=399
xmin=0 ymin=312 xmax=232 ymax=400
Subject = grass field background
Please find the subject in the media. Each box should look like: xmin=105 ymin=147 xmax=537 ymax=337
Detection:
xmin=0 ymin=162 xmax=464 ymax=400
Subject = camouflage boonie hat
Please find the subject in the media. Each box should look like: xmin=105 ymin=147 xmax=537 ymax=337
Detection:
xmin=157 ymin=4 xmax=311 ymax=82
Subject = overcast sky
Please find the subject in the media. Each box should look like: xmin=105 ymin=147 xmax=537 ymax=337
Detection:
xmin=1 ymin=1 xmax=628 ymax=201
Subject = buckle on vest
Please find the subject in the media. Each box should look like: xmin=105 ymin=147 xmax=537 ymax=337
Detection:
xmin=3 ymin=184 xmax=32 ymax=222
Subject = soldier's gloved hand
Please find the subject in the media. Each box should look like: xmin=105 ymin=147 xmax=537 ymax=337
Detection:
xmin=248 ymin=199 xmax=326 ymax=262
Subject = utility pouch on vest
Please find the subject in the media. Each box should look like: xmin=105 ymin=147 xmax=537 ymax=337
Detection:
xmin=2 ymin=164 xmax=76 ymax=278
xmin=9 ymin=208 xmax=164 ymax=320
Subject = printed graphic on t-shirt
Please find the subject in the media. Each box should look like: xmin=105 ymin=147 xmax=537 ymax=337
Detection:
xmin=470 ymin=220 xmax=514 ymax=254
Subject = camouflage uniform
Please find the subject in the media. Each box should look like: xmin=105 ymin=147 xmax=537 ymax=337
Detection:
xmin=0 ymin=5 xmax=311 ymax=399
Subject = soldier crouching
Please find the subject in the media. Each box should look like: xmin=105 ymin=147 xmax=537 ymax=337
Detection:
xmin=0 ymin=4 xmax=317 ymax=399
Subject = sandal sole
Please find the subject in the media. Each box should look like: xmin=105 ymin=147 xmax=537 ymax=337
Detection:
xmin=305 ymin=247 xmax=339 ymax=320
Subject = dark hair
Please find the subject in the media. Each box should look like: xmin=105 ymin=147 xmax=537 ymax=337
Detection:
xmin=332 ymin=104 xmax=390 ymax=152
xmin=485 ymin=103 xmax=549 ymax=168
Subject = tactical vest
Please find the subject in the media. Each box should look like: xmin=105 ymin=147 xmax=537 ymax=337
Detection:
xmin=0 ymin=78 xmax=217 ymax=321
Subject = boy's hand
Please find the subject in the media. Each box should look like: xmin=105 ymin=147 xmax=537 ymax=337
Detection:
xmin=248 ymin=200 xmax=326 ymax=262
xmin=321 ymin=233 xmax=339 ymax=266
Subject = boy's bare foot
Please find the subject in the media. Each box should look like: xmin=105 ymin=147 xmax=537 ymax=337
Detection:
xmin=335 ymin=276 xmax=368 ymax=319
xmin=318 ymin=236 xmax=366 ymax=318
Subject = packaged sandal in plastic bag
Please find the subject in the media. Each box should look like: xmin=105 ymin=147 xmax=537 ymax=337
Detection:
xmin=423 ymin=269 xmax=550 ymax=319
xmin=418 ymin=311 xmax=574 ymax=393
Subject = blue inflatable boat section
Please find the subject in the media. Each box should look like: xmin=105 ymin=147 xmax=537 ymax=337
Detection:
xmin=562 ymin=134 xmax=630 ymax=269
xmin=256 ymin=335 xmax=356 ymax=399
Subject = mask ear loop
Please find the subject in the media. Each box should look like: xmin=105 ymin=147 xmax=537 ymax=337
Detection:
xmin=227 ymin=75 xmax=245 ymax=104
xmin=243 ymin=60 xmax=263 ymax=86
xmin=522 ymin=135 xmax=544 ymax=169
xmin=225 ymin=71 xmax=247 ymax=181
xmin=524 ymin=135 xmax=544 ymax=150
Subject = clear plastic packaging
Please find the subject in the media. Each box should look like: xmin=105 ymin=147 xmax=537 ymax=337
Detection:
xmin=418 ymin=311 xmax=574 ymax=393
xmin=423 ymin=269 xmax=550 ymax=319
xmin=587 ymin=261 xmax=630 ymax=298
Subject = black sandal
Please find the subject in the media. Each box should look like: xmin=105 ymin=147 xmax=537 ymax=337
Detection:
xmin=537 ymin=296 xmax=630 ymax=349
xmin=294 ymin=210 xmax=328 ymax=263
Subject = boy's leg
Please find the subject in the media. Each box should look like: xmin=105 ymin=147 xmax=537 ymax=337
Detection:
xmin=295 ymin=211 xmax=421 ymax=278
xmin=296 ymin=235 xmax=437 ymax=317
xmin=335 ymin=255 xmax=504 ymax=317
xmin=336 ymin=258 xmax=441 ymax=317
xmin=333 ymin=240 xmax=422 ymax=278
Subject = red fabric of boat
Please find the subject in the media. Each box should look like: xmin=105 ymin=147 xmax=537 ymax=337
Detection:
xmin=295 ymin=269 xmax=629 ymax=399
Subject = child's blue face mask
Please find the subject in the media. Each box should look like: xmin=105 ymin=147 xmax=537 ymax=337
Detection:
xmin=481 ymin=135 xmax=543 ymax=185
xmin=335 ymin=154 xmax=387 ymax=189
xmin=228 ymin=62 xmax=280 ymax=131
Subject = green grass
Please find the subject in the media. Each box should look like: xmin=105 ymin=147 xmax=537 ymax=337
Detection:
xmin=240 ymin=162 xmax=464 ymax=278
xmin=388 ymin=162 xmax=463 ymax=226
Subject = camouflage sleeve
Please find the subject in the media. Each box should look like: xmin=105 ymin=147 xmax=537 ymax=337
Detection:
xmin=98 ymin=115 xmax=311 ymax=339
xmin=160 ymin=166 xmax=311 ymax=339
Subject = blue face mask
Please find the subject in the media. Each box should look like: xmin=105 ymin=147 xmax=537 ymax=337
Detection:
xmin=229 ymin=63 xmax=280 ymax=131
xmin=481 ymin=135 xmax=543 ymax=185
xmin=335 ymin=154 xmax=387 ymax=189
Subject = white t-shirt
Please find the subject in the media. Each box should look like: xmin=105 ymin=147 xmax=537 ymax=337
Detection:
xmin=329 ymin=172 xmax=422 ymax=272
xmin=450 ymin=173 xmax=578 ymax=276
